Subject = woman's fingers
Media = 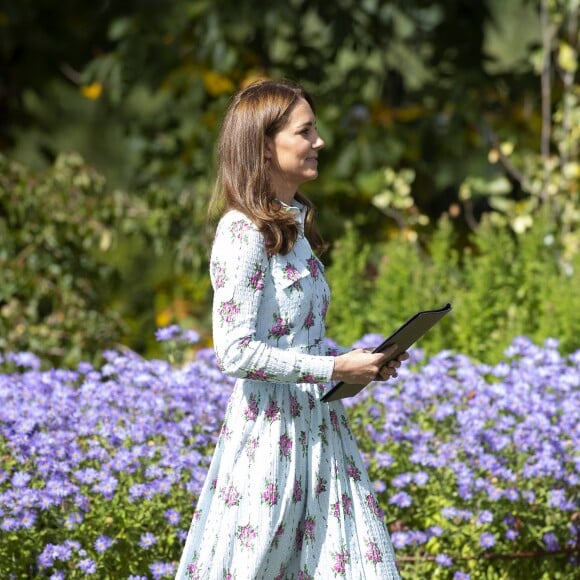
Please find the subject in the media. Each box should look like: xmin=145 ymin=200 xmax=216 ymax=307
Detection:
xmin=375 ymin=349 xmax=410 ymax=381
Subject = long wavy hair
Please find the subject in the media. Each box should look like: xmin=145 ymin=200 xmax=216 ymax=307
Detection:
xmin=208 ymin=79 xmax=326 ymax=255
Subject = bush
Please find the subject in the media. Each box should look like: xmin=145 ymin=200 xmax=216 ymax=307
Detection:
xmin=0 ymin=333 xmax=577 ymax=578
xmin=0 ymin=153 xmax=134 ymax=366
xmin=325 ymin=212 xmax=580 ymax=363
xmin=0 ymin=153 xmax=214 ymax=367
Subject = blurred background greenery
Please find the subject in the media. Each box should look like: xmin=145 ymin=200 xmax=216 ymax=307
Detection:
xmin=0 ymin=0 xmax=578 ymax=367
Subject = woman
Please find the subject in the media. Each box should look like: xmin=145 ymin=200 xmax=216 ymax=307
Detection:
xmin=176 ymin=79 xmax=407 ymax=579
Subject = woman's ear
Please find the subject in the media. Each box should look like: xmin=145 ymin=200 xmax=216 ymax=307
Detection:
xmin=264 ymin=137 xmax=273 ymax=160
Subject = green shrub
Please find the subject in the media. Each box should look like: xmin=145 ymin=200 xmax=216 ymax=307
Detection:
xmin=0 ymin=153 xmax=131 ymax=366
xmin=326 ymin=212 xmax=580 ymax=361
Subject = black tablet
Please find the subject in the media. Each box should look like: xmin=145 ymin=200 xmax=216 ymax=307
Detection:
xmin=321 ymin=303 xmax=452 ymax=402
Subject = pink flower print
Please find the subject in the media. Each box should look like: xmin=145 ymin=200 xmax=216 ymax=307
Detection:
xmin=245 ymin=437 xmax=258 ymax=460
xmin=262 ymin=481 xmax=279 ymax=507
xmin=272 ymin=524 xmax=285 ymax=549
xmin=213 ymin=263 xmax=226 ymax=289
xmin=292 ymin=477 xmax=303 ymax=503
xmin=322 ymin=295 xmax=329 ymax=318
xmin=265 ymin=398 xmax=281 ymax=422
xmin=331 ymin=500 xmax=341 ymax=519
xmin=224 ymin=574 xmax=233 ymax=580
xmin=246 ymin=368 xmax=270 ymax=381
xmin=330 ymin=409 xmax=339 ymax=432
xmin=283 ymin=262 xmax=302 ymax=288
xmin=248 ymin=264 xmax=265 ymax=290
xmin=304 ymin=515 xmax=316 ymax=543
xmin=315 ymin=475 xmax=327 ymax=497
xmin=230 ymin=219 xmax=252 ymax=242
xmin=268 ymin=314 xmax=293 ymax=342
xmin=219 ymin=484 xmax=240 ymax=507
xmin=332 ymin=548 xmax=351 ymax=576
xmin=340 ymin=414 xmax=353 ymax=438
xmin=289 ymin=394 xmax=302 ymax=418
xmin=366 ymin=493 xmax=385 ymax=518
xmin=220 ymin=424 xmax=232 ymax=441
xmin=298 ymin=372 xmax=318 ymax=383
xmin=307 ymin=256 xmax=319 ymax=278
xmin=342 ymin=493 xmax=353 ymax=517
xmin=298 ymin=569 xmax=313 ymax=580
xmin=274 ymin=565 xmax=286 ymax=580
xmin=236 ymin=523 xmax=257 ymax=550
xmin=303 ymin=308 xmax=315 ymax=330
xmin=210 ymin=479 xmax=217 ymax=491
xmin=318 ymin=420 xmax=328 ymax=445
xmin=238 ymin=336 xmax=251 ymax=350
xmin=346 ymin=457 xmax=360 ymax=481
xmin=308 ymin=393 xmax=315 ymax=410
xmin=186 ymin=554 xmax=200 ymax=580
xmin=365 ymin=541 xmax=383 ymax=565
xmin=279 ymin=433 xmax=292 ymax=458
xmin=243 ymin=393 xmax=259 ymax=422
xmin=218 ymin=299 xmax=239 ymax=325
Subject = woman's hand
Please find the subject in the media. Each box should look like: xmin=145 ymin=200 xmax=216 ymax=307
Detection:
xmin=331 ymin=344 xmax=409 ymax=385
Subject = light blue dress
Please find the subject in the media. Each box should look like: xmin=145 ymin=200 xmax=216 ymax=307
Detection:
xmin=175 ymin=202 xmax=401 ymax=579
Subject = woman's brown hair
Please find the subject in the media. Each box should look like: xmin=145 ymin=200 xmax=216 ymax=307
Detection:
xmin=208 ymin=79 xmax=326 ymax=255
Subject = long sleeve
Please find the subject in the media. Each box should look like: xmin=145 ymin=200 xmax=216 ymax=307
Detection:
xmin=210 ymin=212 xmax=335 ymax=384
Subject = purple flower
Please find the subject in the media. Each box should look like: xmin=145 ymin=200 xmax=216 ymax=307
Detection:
xmin=543 ymin=531 xmax=559 ymax=552
xmin=182 ymin=330 xmax=200 ymax=344
xmin=373 ymin=480 xmax=386 ymax=493
xmin=94 ymin=535 xmax=114 ymax=553
xmin=77 ymin=558 xmax=97 ymax=575
xmin=435 ymin=554 xmax=453 ymax=566
xmin=6 ymin=351 xmax=41 ymax=369
xmin=391 ymin=532 xmax=411 ymax=549
xmin=164 ymin=508 xmax=180 ymax=525
xmin=155 ymin=325 xmax=181 ymax=341
xmin=477 ymin=510 xmax=493 ymax=524
xmin=149 ymin=561 xmax=176 ymax=579
xmin=389 ymin=491 xmax=413 ymax=508
xmin=392 ymin=473 xmax=413 ymax=488
xmin=139 ymin=532 xmax=158 ymax=549
xmin=18 ymin=511 xmax=37 ymax=529
xmin=11 ymin=471 xmax=32 ymax=488
xmin=479 ymin=532 xmax=496 ymax=549
xmin=548 ymin=489 xmax=569 ymax=509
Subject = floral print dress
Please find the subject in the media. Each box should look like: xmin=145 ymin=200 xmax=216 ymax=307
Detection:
xmin=175 ymin=202 xmax=401 ymax=580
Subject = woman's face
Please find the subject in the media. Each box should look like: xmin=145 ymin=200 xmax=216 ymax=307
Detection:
xmin=266 ymin=98 xmax=325 ymax=201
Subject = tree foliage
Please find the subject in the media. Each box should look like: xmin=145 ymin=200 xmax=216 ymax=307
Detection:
xmin=0 ymin=0 xmax=578 ymax=363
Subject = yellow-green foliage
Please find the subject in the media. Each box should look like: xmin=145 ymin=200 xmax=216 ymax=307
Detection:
xmin=325 ymin=213 xmax=580 ymax=362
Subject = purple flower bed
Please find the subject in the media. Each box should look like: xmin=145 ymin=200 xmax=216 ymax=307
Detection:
xmin=348 ymin=335 xmax=579 ymax=578
xmin=0 ymin=333 xmax=578 ymax=578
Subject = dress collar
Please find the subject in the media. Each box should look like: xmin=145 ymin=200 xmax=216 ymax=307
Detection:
xmin=277 ymin=198 xmax=304 ymax=216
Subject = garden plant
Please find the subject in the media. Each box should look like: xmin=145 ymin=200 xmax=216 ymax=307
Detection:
xmin=0 ymin=329 xmax=577 ymax=579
